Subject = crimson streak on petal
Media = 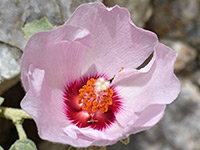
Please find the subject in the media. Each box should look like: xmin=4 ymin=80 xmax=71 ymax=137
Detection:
xmin=63 ymin=75 xmax=122 ymax=131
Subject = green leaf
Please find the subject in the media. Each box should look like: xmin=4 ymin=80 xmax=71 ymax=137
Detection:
xmin=120 ymin=137 xmax=130 ymax=145
xmin=0 ymin=97 xmax=4 ymax=106
xmin=9 ymin=139 xmax=37 ymax=150
xmin=22 ymin=17 xmax=56 ymax=40
xmin=0 ymin=145 xmax=4 ymax=150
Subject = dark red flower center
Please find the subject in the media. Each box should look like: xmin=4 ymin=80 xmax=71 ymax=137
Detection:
xmin=63 ymin=75 xmax=121 ymax=131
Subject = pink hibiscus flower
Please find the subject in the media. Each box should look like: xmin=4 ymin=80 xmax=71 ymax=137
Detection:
xmin=20 ymin=2 xmax=180 ymax=147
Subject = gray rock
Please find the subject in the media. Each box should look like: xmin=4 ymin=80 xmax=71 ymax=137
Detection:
xmin=38 ymin=141 xmax=68 ymax=150
xmin=0 ymin=45 xmax=21 ymax=80
xmin=0 ymin=0 xmax=101 ymax=94
xmin=161 ymin=39 xmax=197 ymax=73
xmin=147 ymin=0 xmax=200 ymax=49
xmin=0 ymin=0 xmax=74 ymax=50
xmin=192 ymin=70 xmax=200 ymax=87
xmin=104 ymin=0 xmax=153 ymax=28
xmin=59 ymin=0 xmax=102 ymax=24
xmin=0 ymin=43 xmax=21 ymax=95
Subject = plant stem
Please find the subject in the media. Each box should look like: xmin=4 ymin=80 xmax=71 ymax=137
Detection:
xmin=0 ymin=107 xmax=32 ymax=123
xmin=0 ymin=106 xmax=32 ymax=140
xmin=15 ymin=123 xmax=27 ymax=140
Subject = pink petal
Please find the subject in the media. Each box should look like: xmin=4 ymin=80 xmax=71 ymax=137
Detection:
xmin=21 ymin=66 xmax=94 ymax=147
xmin=122 ymin=104 xmax=166 ymax=136
xmin=91 ymin=105 xmax=166 ymax=146
xmin=66 ymin=2 xmax=158 ymax=77
xmin=63 ymin=124 xmax=125 ymax=147
xmin=133 ymin=104 xmax=166 ymax=128
xmin=43 ymin=41 xmax=87 ymax=89
xmin=21 ymin=24 xmax=93 ymax=91
xmin=113 ymin=43 xmax=180 ymax=127
xmin=21 ymin=67 xmax=67 ymax=142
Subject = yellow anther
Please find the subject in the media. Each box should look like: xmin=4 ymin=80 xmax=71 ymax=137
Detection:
xmin=93 ymin=100 xmax=98 ymax=106
xmin=112 ymin=67 xmax=124 ymax=80
xmin=90 ymin=90 xmax=95 ymax=95
xmin=92 ymin=106 xmax=98 ymax=112
xmin=78 ymin=100 xmax=82 ymax=104
xmin=93 ymin=94 xmax=97 ymax=99
xmin=86 ymin=101 xmax=92 ymax=107
xmin=100 ymin=106 xmax=108 ymax=113
xmin=108 ymin=89 xmax=113 ymax=95
xmin=84 ymin=98 xmax=88 ymax=103
xmin=88 ymin=93 xmax=93 ymax=99
xmin=104 ymin=106 xmax=108 ymax=112
xmin=103 ymin=96 xmax=109 ymax=100
xmin=78 ymin=78 xmax=113 ymax=114
xmin=108 ymin=100 xmax=112 ymax=105
xmin=119 ymin=67 xmax=124 ymax=72
xmin=83 ymin=85 xmax=87 ymax=89
xmin=79 ymin=93 xmax=85 ymax=97
xmin=90 ymin=78 xmax=95 ymax=82
xmin=88 ymin=110 xmax=92 ymax=115
xmin=100 ymin=101 xmax=106 ymax=106
xmin=79 ymin=89 xmax=85 ymax=93
xmin=82 ymin=105 xmax=87 ymax=110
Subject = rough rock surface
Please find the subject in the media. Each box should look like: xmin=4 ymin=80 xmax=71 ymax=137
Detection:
xmin=0 ymin=0 xmax=101 ymax=94
xmin=147 ymin=0 xmax=200 ymax=49
xmin=0 ymin=43 xmax=21 ymax=95
xmin=38 ymin=141 xmax=68 ymax=150
xmin=161 ymin=39 xmax=197 ymax=73
xmin=104 ymin=0 xmax=152 ymax=27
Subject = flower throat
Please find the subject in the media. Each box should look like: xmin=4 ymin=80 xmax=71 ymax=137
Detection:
xmin=78 ymin=67 xmax=124 ymax=123
xmin=78 ymin=77 xmax=113 ymax=115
